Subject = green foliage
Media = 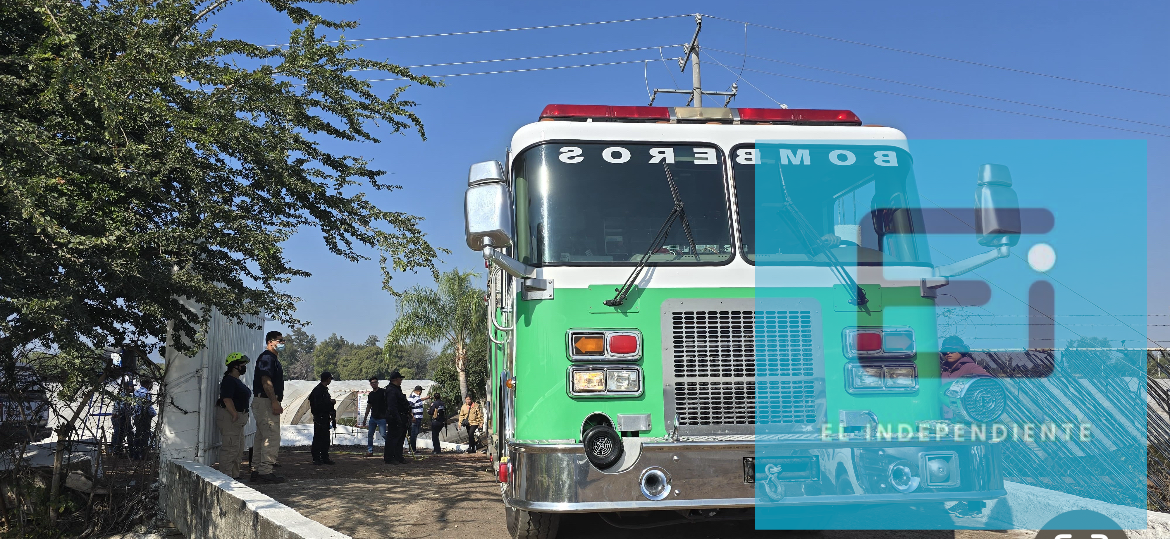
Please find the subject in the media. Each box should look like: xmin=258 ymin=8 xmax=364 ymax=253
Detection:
xmin=283 ymin=327 xmax=318 ymax=380
xmin=300 ymin=332 xmax=430 ymax=381
xmin=428 ymin=331 xmax=489 ymax=400
xmin=0 ymin=0 xmax=444 ymax=361
xmin=387 ymin=341 xmax=436 ymax=379
xmin=386 ymin=269 xmax=486 ymax=398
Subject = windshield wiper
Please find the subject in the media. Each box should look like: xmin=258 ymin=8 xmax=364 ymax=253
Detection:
xmin=771 ymin=167 xmax=869 ymax=307
xmin=605 ymin=163 xmax=698 ymax=307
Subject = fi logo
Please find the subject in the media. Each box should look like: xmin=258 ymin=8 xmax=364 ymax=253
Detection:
xmin=1035 ymin=510 xmax=1128 ymax=539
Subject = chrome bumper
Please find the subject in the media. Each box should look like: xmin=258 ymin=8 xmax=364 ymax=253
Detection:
xmin=503 ymin=439 xmax=1005 ymax=513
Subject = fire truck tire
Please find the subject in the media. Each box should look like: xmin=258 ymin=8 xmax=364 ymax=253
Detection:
xmin=506 ymin=505 xmax=561 ymax=539
xmin=582 ymin=425 xmax=623 ymax=469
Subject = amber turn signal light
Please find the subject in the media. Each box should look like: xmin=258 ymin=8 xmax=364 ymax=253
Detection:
xmin=572 ymin=335 xmax=605 ymax=355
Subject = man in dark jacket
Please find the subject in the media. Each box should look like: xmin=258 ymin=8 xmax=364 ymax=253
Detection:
xmin=308 ymin=371 xmax=336 ymax=465
xmin=428 ymin=393 xmax=447 ymax=454
xmin=383 ymin=370 xmax=410 ymax=464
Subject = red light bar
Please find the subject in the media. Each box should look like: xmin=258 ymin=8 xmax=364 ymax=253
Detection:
xmin=737 ymin=108 xmax=861 ymax=125
xmin=855 ymin=332 xmax=883 ymax=352
xmin=608 ymin=334 xmax=639 ymax=355
xmin=540 ymin=104 xmax=670 ymax=121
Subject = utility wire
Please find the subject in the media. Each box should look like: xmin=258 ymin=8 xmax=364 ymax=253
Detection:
xmin=364 ymin=45 xmax=676 ymax=71
xmin=364 ymin=58 xmax=679 ymax=82
xmin=704 ymin=47 xmax=1170 ymax=130
xmin=659 ymin=46 xmax=682 ymax=89
xmin=703 ymin=55 xmax=1170 ymax=138
xmin=267 ymin=14 xmax=692 ymax=47
xmin=701 ymin=50 xmax=785 ymax=107
xmin=703 ymin=14 xmax=1170 ymax=98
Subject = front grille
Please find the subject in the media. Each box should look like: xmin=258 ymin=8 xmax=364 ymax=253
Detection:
xmin=662 ymin=299 xmax=824 ymax=435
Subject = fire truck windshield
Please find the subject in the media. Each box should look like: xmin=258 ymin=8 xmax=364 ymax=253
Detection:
xmin=512 ymin=143 xmax=733 ymax=266
xmin=733 ymin=143 xmax=932 ymax=266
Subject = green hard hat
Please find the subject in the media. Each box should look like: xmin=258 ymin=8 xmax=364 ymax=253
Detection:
xmin=225 ymin=352 xmax=250 ymax=367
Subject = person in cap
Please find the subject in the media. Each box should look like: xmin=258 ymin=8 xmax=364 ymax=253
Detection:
xmin=308 ymin=371 xmax=336 ymax=465
xmin=407 ymin=385 xmax=433 ymax=455
xmin=217 ymin=352 xmax=251 ymax=479
xmin=361 ymin=376 xmax=388 ymax=457
xmin=939 ymin=336 xmax=990 ymax=380
xmin=383 ymin=370 xmax=410 ymax=464
xmin=428 ymin=393 xmax=447 ymax=454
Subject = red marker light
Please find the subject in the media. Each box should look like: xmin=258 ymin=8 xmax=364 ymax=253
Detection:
xmin=539 ymin=104 xmax=669 ymax=121
xmin=736 ymin=108 xmax=862 ymax=125
xmin=608 ymin=334 xmax=639 ymax=355
xmin=855 ymin=332 xmax=883 ymax=352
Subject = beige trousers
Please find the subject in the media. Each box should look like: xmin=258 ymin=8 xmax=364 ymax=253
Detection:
xmin=216 ymin=406 xmax=249 ymax=478
xmin=251 ymin=397 xmax=281 ymax=474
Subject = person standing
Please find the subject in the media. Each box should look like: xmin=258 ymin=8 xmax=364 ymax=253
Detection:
xmin=308 ymin=372 xmax=336 ymax=465
xmin=939 ymin=336 xmax=990 ymax=381
xmin=361 ymin=376 xmax=388 ymax=457
xmin=428 ymin=393 xmax=447 ymax=454
xmin=110 ymin=377 xmax=135 ymax=457
xmin=382 ymin=371 xmax=409 ymax=464
xmin=251 ymin=331 xmax=287 ymax=483
xmin=216 ymin=353 xmax=251 ymax=479
xmin=458 ymin=396 xmax=484 ymax=454
xmin=129 ymin=379 xmax=156 ymax=460
xmin=407 ymin=385 xmax=432 ymax=455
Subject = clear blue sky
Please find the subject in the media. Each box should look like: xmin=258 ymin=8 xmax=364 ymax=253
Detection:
xmin=205 ymin=0 xmax=1168 ymax=346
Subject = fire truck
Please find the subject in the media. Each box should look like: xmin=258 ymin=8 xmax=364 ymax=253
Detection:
xmin=463 ymin=103 xmax=1017 ymax=538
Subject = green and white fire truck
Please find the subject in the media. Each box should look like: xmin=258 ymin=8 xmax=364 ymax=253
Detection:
xmin=464 ymin=103 xmax=1016 ymax=538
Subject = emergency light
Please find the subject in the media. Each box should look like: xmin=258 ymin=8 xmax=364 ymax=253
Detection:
xmin=539 ymin=104 xmax=863 ymax=125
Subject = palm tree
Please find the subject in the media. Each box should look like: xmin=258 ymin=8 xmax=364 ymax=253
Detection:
xmin=386 ymin=269 xmax=485 ymax=399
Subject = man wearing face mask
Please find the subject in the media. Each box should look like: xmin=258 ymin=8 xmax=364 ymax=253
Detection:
xmin=251 ymin=331 xmax=287 ymax=483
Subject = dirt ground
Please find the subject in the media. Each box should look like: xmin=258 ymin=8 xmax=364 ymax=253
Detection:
xmin=236 ymin=445 xmax=1055 ymax=539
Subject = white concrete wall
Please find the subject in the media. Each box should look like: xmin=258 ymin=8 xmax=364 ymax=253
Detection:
xmin=161 ymin=459 xmax=349 ymax=539
xmin=160 ymin=301 xmax=264 ymax=467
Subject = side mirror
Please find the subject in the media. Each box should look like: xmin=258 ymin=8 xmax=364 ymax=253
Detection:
xmin=464 ymin=161 xmax=514 ymax=251
xmin=974 ymin=164 xmax=1021 ymax=247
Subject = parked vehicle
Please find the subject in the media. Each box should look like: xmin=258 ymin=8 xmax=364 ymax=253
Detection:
xmin=0 ymin=365 xmax=51 ymax=447
xmin=465 ymin=103 xmax=1018 ymax=538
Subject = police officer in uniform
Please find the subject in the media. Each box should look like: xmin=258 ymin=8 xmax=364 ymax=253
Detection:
xmin=251 ymin=331 xmax=286 ymax=483
xmin=308 ymin=371 xmax=336 ymax=465
xmin=383 ymin=371 xmax=409 ymax=464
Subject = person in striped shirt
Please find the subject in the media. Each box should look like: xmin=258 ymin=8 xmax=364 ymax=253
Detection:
xmin=407 ymin=385 xmax=432 ymax=455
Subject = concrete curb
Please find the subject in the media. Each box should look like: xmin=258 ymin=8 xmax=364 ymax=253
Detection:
xmin=161 ymin=460 xmax=350 ymax=539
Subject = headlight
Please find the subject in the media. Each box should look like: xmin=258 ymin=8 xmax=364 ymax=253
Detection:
xmin=569 ymin=366 xmax=643 ymax=396
xmin=607 ymin=369 xmax=640 ymax=392
xmin=884 ymin=366 xmax=918 ymax=388
xmin=571 ymin=371 xmax=606 ymax=393
xmin=851 ymin=365 xmax=884 ymax=388
xmin=844 ymin=362 xmax=918 ymax=393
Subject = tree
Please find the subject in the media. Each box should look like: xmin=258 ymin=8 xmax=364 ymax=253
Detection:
xmin=2 ymin=1 xmax=440 ymax=527
xmin=284 ymin=327 xmax=317 ymax=380
xmin=429 ymin=332 xmax=489 ymax=400
xmin=0 ymin=0 xmax=443 ymax=363
xmin=386 ymin=341 xmax=437 ymax=379
xmin=387 ymin=270 xmax=485 ymax=399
